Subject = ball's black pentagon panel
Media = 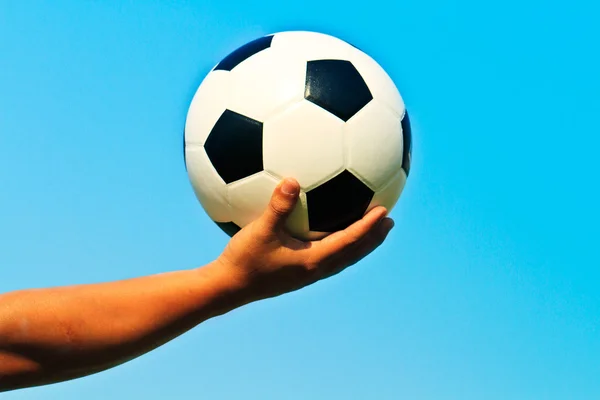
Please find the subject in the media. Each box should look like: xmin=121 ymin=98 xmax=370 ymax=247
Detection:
xmin=401 ymin=111 xmax=412 ymax=177
xmin=306 ymin=170 xmax=374 ymax=232
xmin=215 ymin=221 xmax=241 ymax=237
xmin=204 ymin=110 xmax=264 ymax=184
xmin=183 ymin=128 xmax=187 ymax=170
xmin=214 ymin=35 xmax=274 ymax=72
xmin=304 ymin=60 xmax=373 ymax=122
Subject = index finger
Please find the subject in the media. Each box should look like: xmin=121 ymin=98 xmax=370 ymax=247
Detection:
xmin=310 ymin=206 xmax=388 ymax=262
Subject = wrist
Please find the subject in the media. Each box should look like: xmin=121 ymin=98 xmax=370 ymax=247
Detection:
xmin=194 ymin=260 xmax=254 ymax=315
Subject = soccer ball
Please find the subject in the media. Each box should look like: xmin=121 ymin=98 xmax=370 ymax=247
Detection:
xmin=184 ymin=31 xmax=412 ymax=240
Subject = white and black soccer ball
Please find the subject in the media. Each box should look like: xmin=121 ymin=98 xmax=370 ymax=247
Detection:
xmin=184 ymin=31 xmax=412 ymax=240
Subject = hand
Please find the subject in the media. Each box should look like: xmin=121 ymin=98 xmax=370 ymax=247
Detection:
xmin=216 ymin=178 xmax=395 ymax=302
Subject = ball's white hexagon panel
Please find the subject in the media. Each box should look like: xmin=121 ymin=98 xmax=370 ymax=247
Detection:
xmin=344 ymin=100 xmax=403 ymax=191
xmin=227 ymin=172 xmax=311 ymax=239
xmin=185 ymin=145 xmax=231 ymax=222
xmin=285 ymin=190 xmax=311 ymax=240
xmin=347 ymin=47 xmax=405 ymax=117
xmin=367 ymin=170 xmax=407 ymax=214
xmin=303 ymin=230 xmax=330 ymax=241
xmin=228 ymin=171 xmax=279 ymax=228
xmin=185 ymin=70 xmax=231 ymax=146
xmin=228 ymin=47 xmax=306 ymax=122
xmin=263 ymin=100 xmax=345 ymax=191
xmin=271 ymin=31 xmax=353 ymax=62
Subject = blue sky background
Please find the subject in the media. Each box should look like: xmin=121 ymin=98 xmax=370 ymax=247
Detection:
xmin=1 ymin=0 xmax=599 ymax=398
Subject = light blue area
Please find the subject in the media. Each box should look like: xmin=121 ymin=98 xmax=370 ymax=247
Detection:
xmin=1 ymin=0 xmax=599 ymax=398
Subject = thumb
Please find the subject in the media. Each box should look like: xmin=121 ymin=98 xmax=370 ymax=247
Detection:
xmin=260 ymin=178 xmax=300 ymax=232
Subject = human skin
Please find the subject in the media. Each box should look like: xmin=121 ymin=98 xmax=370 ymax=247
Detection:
xmin=0 ymin=178 xmax=394 ymax=392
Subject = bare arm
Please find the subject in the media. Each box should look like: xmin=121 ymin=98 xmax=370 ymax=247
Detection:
xmin=0 ymin=179 xmax=393 ymax=392
xmin=0 ymin=262 xmax=245 ymax=391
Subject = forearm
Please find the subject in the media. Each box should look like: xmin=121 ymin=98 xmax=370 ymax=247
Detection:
xmin=0 ymin=261 xmax=246 ymax=391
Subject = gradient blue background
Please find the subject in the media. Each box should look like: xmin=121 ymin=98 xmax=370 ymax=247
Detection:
xmin=1 ymin=1 xmax=599 ymax=398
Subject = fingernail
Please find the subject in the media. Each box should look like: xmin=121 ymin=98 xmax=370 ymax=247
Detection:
xmin=281 ymin=178 xmax=298 ymax=196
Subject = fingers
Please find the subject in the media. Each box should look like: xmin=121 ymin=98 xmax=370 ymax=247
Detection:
xmin=259 ymin=178 xmax=301 ymax=233
xmin=314 ymin=206 xmax=389 ymax=261
xmin=319 ymin=217 xmax=394 ymax=280
xmin=341 ymin=217 xmax=394 ymax=268
xmin=314 ymin=213 xmax=394 ymax=279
